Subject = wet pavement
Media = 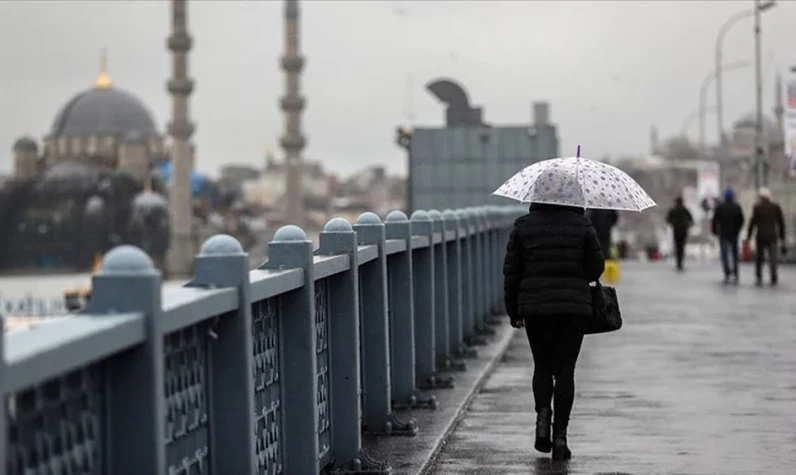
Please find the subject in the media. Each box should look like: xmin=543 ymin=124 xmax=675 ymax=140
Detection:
xmin=429 ymin=261 xmax=796 ymax=474
xmin=364 ymin=322 xmax=515 ymax=474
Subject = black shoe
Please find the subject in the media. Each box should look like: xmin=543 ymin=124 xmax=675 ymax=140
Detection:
xmin=755 ymin=278 xmax=763 ymax=287
xmin=551 ymin=422 xmax=572 ymax=460
xmin=534 ymin=408 xmax=552 ymax=453
xmin=723 ymin=275 xmax=731 ymax=285
xmin=771 ymin=278 xmax=778 ymax=286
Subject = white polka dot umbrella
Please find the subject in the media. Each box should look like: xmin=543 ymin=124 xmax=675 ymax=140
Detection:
xmin=492 ymin=152 xmax=656 ymax=211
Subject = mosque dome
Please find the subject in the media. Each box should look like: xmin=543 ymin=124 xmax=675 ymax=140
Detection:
xmin=48 ymin=51 xmax=158 ymax=138
xmin=732 ymin=113 xmax=778 ymax=133
xmin=732 ymin=112 xmax=780 ymax=143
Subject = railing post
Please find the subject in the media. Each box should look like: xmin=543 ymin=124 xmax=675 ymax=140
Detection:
xmin=484 ymin=208 xmax=502 ymax=321
xmin=187 ymin=234 xmax=256 ymax=473
xmin=467 ymin=208 xmax=482 ymax=333
xmin=260 ymin=225 xmax=319 ymax=474
xmin=497 ymin=208 xmax=513 ymax=314
xmin=472 ymin=208 xmax=494 ymax=336
xmin=478 ymin=208 xmax=494 ymax=329
xmin=410 ymin=210 xmax=434 ymax=386
xmin=316 ymin=218 xmax=390 ymax=473
xmin=497 ymin=208 xmax=506 ymax=312
xmin=354 ymin=213 xmax=418 ymax=436
xmin=429 ymin=210 xmax=460 ymax=373
xmin=457 ymin=210 xmax=481 ymax=347
xmin=385 ymin=211 xmax=437 ymax=410
xmin=478 ymin=208 xmax=493 ymax=320
xmin=82 ymin=245 xmax=166 ymax=475
xmin=411 ymin=211 xmax=453 ymax=390
xmin=442 ymin=210 xmax=462 ymax=355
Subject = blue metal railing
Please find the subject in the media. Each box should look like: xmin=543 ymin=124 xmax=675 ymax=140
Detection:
xmin=0 ymin=205 xmax=523 ymax=475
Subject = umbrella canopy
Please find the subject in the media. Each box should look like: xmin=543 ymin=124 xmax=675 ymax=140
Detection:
xmin=493 ymin=156 xmax=656 ymax=211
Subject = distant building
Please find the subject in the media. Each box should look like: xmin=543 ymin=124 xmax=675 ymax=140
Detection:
xmin=242 ymin=154 xmax=332 ymax=230
xmin=405 ymin=78 xmax=558 ymax=211
xmin=13 ymin=52 xmax=167 ymax=183
xmin=332 ymin=165 xmax=406 ymax=218
xmin=0 ymin=53 xmax=171 ymax=271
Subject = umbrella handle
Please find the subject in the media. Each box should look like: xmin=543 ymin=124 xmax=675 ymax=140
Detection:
xmin=576 ymin=145 xmax=581 ymax=158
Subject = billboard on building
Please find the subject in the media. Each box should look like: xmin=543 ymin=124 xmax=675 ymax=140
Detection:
xmin=784 ymin=70 xmax=796 ymax=176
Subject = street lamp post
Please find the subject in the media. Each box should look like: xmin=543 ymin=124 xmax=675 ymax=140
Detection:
xmin=715 ymin=9 xmax=753 ymax=148
xmin=714 ymin=2 xmax=775 ymax=148
xmin=753 ymin=0 xmax=771 ymax=189
xmin=700 ymin=61 xmax=751 ymax=149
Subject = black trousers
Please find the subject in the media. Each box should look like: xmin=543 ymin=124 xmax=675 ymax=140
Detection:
xmin=719 ymin=236 xmax=739 ymax=277
xmin=673 ymin=230 xmax=688 ymax=269
xmin=755 ymin=239 xmax=779 ymax=282
xmin=525 ymin=317 xmax=586 ymax=427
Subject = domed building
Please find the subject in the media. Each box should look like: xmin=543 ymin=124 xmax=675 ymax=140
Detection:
xmin=730 ymin=113 xmax=781 ymax=152
xmin=14 ymin=52 xmax=167 ymax=180
xmin=0 ymin=53 xmax=171 ymax=271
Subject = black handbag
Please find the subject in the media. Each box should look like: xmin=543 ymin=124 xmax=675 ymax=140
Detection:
xmin=586 ymin=282 xmax=622 ymax=335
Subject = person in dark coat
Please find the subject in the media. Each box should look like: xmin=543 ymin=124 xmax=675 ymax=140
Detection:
xmin=665 ymin=197 xmax=694 ymax=271
xmin=586 ymin=208 xmax=619 ymax=259
xmin=746 ymin=187 xmax=786 ymax=286
xmin=711 ymin=187 xmax=744 ymax=284
xmin=503 ymin=203 xmax=605 ymax=461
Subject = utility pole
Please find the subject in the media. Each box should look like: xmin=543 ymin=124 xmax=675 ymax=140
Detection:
xmin=753 ymin=0 xmax=766 ymax=189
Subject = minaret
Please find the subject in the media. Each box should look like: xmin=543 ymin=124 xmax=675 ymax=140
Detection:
xmin=280 ymin=0 xmax=307 ymax=227
xmin=166 ymin=0 xmax=196 ymax=276
xmin=649 ymin=125 xmax=659 ymax=155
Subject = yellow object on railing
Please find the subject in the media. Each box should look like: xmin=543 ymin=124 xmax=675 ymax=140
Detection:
xmin=603 ymin=259 xmax=620 ymax=284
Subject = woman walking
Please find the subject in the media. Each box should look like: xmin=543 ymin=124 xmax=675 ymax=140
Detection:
xmin=494 ymin=151 xmax=655 ymax=460
xmin=503 ymin=203 xmax=605 ymax=460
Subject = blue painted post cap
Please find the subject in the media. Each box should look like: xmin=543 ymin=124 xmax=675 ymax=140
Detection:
xmin=428 ymin=210 xmax=443 ymax=221
xmin=101 ymin=245 xmax=155 ymax=275
xmin=323 ymin=217 xmax=354 ymax=233
xmin=273 ymin=225 xmax=309 ymax=242
xmin=356 ymin=212 xmax=382 ymax=225
xmin=200 ymin=234 xmax=244 ymax=256
xmin=386 ymin=210 xmax=408 ymax=223
xmin=410 ymin=210 xmax=431 ymax=222
xmin=442 ymin=209 xmax=458 ymax=221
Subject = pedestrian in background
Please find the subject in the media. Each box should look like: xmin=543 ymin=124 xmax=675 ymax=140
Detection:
xmin=665 ymin=197 xmax=694 ymax=271
xmin=503 ymin=203 xmax=605 ymax=460
xmin=711 ymin=187 xmax=744 ymax=284
xmin=746 ymin=187 xmax=786 ymax=286
xmin=586 ymin=208 xmax=619 ymax=259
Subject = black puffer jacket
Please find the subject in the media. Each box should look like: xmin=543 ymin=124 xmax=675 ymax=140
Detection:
xmin=503 ymin=203 xmax=605 ymax=321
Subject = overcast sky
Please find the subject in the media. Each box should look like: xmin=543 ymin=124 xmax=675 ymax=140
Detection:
xmin=0 ymin=0 xmax=793 ymax=178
